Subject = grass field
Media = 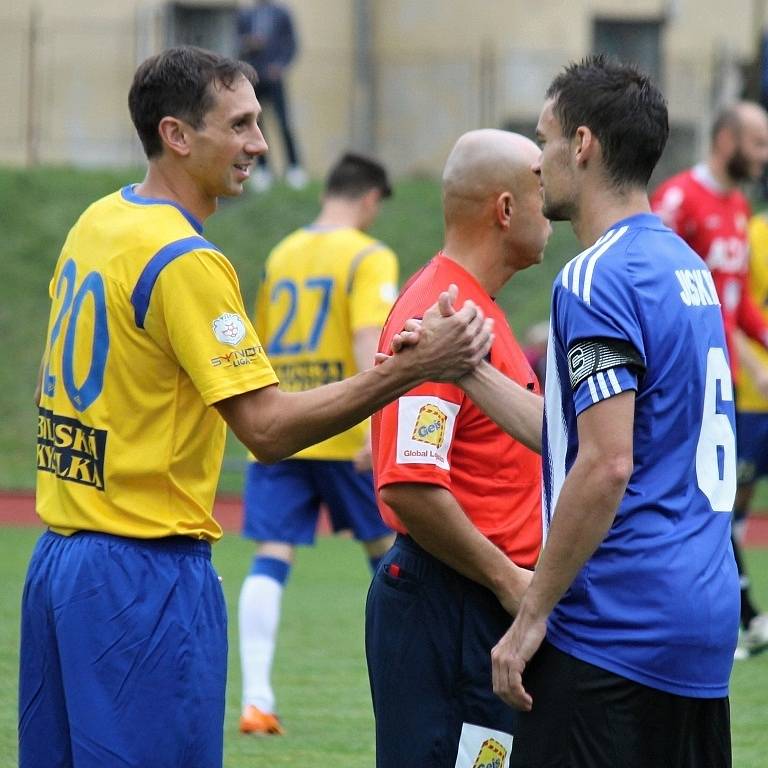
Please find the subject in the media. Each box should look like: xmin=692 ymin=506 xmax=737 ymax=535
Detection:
xmin=0 ymin=527 xmax=766 ymax=766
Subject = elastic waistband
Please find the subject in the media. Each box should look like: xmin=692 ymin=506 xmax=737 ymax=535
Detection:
xmin=45 ymin=529 xmax=212 ymax=559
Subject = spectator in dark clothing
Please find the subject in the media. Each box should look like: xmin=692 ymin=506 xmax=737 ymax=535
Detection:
xmin=237 ymin=1 xmax=307 ymax=190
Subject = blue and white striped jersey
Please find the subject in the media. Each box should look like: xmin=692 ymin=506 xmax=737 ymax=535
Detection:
xmin=543 ymin=212 xmax=739 ymax=698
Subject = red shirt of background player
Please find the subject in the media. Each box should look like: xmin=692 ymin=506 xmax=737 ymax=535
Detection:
xmin=372 ymin=253 xmax=542 ymax=569
xmin=651 ymin=164 xmax=768 ymax=375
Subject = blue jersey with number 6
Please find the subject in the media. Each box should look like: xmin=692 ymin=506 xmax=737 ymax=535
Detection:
xmin=542 ymin=213 xmax=739 ymax=698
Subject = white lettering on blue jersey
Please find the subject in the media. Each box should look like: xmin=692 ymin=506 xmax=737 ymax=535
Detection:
xmin=675 ymin=268 xmax=720 ymax=307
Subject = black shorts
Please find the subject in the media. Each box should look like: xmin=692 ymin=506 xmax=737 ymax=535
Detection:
xmin=510 ymin=640 xmax=731 ymax=768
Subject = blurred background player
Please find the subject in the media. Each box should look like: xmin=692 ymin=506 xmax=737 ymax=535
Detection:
xmin=651 ymin=101 xmax=768 ymax=658
xmin=236 ymin=0 xmax=306 ymax=191
xmin=732 ymin=212 xmax=768 ymax=658
xmin=366 ymin=130 xmax=549 ymax=768
xmin=238 ymin=152 xmax=399 ymax=735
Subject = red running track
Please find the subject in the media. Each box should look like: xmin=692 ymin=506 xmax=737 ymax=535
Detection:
xmin=1 ymin=491 xmax=767 ymax=546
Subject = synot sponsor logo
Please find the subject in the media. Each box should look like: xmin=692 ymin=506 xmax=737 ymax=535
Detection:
xmin=212 ymin=313 xmax=246 ymax=346
xmin=210 ymin=345 xmax=265 ymax=368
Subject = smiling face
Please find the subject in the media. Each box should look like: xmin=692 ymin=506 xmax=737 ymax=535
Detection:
xmin=533 ymin=98 xmax=578 ymax=222
xmin=184 ymin=75 xmax=267 ymax=199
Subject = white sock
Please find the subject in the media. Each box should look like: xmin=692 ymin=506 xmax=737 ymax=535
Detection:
xmin=239 ymin=574 xmax=284 ymax=713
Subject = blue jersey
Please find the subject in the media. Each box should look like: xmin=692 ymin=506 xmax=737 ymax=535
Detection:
xmin=543 ymin=213 xmax=739 ymax=698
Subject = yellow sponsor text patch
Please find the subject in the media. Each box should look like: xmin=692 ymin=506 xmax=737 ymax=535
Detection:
xmin=411 ymin=404 xmax=447 ymax=448
xmin=472 ymin=737 xmax=507 ymax=768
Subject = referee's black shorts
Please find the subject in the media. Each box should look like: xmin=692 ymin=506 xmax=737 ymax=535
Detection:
xmin=510 ymin=640 xmax=731 ymax=768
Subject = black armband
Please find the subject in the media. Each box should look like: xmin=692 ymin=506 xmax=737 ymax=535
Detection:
xmin=567 ymin=337 xmax=645 ymax=391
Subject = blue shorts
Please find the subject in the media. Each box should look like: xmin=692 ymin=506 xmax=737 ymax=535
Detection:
xmin=736 ymin=411 xmax=768 ymax=485
xmin=242 ymin=459 xmax=391 ymax=544
xmin=365 ymin=535 xmax=518 ymax=768
xmin=19 ymin=530 xmax=227 ymax=768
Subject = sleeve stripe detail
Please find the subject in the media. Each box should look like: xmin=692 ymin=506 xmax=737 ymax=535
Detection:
xmin=131 ymin=236 xmax=218 ymax=329
xmin=346 ymin=243 xmax=386 ymax=293
xmin=607 ymin=368 xmax=622 ymax=394
xmin=596 ymin=371 xmax=610 ymax=398
xmin=587 ymin=375 xmax=599 ymax=403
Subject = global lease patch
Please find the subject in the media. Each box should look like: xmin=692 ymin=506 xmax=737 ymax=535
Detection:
xmin=36 ymin=407 xmax=107 ymax=490
xmin=396 ymin=395 xmax=460 ymax=468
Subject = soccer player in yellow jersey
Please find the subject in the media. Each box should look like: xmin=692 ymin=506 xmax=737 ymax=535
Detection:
xmin=732 ymin=213 xmax=768 ymax=658
xmin=238 ymin=153 xmax=398 ymax=735
xmin=22 ymin=46 xmax=492 ymax=768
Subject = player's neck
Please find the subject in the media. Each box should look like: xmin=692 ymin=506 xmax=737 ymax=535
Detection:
xmin=572 ymin=186 xmax=651 ymax=248
xmin=313 ymin=198 xmax=366 ymax=230
xmin=705 ymin=156 xmax=738 ymax=191
xmin=442 ymin=233 xmax=509 ymax=296
xmin=136 ymin=164 xmax=217 ymax=222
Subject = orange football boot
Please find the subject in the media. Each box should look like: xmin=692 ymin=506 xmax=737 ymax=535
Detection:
xmin=239 ymin=705 xmax=285 ymax=735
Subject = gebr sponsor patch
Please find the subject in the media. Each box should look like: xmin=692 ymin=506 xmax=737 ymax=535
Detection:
xmin=454 ymin=723 xmax=513 ymax=768
xmin=396 ymin=395 xmax=459 ymax=468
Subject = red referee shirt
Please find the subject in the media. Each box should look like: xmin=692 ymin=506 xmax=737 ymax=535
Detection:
xmin=651 ymin=165 xmax=768 ymax=375
xmin=372 ymin=253 xmax=542 ymax=568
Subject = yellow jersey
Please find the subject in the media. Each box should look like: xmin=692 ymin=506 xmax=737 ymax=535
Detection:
xmin=254 ymin=225 xmax=398 ymax=460
xmin=737 ymin=214 xmax=768 ymax=413
xmin=36 ymin=186 xmax=278 ymax=541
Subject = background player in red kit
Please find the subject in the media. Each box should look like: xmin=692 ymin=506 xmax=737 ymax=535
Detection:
xmin=365 ymin=129 xmax=551 ymax=768
xmin=651 ymin=101 xmax=768 ymax=656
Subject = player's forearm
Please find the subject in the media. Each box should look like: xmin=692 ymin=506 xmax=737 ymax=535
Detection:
xmin=459 ymin=360 xmax=543 ymax=453
xmin=227 ymin=357 xmax=425 ymax=462
xmin=382 ymin=484 xmax=532 ymax=614
xmin=517 ymin=441 xmax=629 ymax=624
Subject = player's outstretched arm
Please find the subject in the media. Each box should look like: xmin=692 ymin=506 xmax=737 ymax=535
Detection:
xmin=216 ymin=294 xmax=492 ymax=463
xmin=491 ymin=390 xmax=634 ymax=710
xmin=459 ymin=362 xmax=543 ymax=453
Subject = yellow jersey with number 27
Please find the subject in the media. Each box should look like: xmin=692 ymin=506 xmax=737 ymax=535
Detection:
xmin=254 ymin=224 xmax=398 ymax=460
xmin=36 ymin=186 xmax=278 ymax=541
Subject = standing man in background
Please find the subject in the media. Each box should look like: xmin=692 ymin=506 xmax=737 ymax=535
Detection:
xmin=652 ymin=101 xmax=768 ymax=658
xmin=239 ymin=152 xmax=398 ymax=736
xmin=237 ymin=0 xmax=306 ymax=191
xmin=366 ymin=129 xmax=548 ymax=768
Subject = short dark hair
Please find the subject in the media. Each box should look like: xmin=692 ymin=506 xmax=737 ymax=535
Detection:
xmin=324 ymin=153 xmax=393 ymax=199
xmin=128 ymin=46 xmax=258 ymax=159
xmin=545 ymin=54 xmax=669 ymax=189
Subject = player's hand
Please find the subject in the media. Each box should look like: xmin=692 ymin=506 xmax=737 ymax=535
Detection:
xmin=491 ymin=610 xmax=547 ymax=711
xmin=411 ymin=284 xmax=494 ymax=381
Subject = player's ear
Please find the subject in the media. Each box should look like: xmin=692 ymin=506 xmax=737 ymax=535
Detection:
xmin=158 ymin=116 xmax=192 ymax=158
xmin=573 ymin=125 xmax=596 ymax=167
xmin=496 ymin=192 xmax=514 ymax=228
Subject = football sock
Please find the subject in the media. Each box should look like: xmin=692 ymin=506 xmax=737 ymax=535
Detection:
xmin=239 ymin=555 xmax=291 ymax=713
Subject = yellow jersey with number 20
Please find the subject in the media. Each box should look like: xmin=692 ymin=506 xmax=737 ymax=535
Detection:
xmin=36 ymin=186 xmax=278 ymax=541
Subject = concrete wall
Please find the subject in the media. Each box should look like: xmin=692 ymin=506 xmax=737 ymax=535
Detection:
xmin=0 ymin=0 xmax=762 ymax=176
